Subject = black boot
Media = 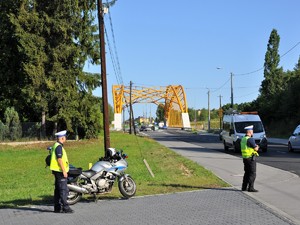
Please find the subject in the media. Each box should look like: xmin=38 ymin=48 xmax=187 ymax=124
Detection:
xmin=241 ymin=184 xmax=248 ymax=191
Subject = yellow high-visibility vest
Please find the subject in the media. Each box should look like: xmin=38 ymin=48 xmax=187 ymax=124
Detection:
xmin=241 ymin=136 xmax=258 ymax=158
xmin=50 ymin=142 xmax=69 ymax=172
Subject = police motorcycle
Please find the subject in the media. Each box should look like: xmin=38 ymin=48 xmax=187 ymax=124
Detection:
xmin=46 ymin=147 xmax=137 ymax=205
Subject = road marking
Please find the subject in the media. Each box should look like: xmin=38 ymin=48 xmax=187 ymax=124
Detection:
xmin=276 ymin=151 xmax=287 ymax=154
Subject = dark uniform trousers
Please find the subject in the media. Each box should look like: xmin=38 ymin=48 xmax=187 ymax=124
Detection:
xmin=53 ymin=171 xmax=70 ymax=211
xmin=242 ymin=157 xmax=256 ymax=190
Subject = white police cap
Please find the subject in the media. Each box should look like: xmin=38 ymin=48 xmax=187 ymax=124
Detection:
xmin=55 ymin=130 xmax=67 ymax=137
xmin=244 ymin=125 xmax=253 ymax=131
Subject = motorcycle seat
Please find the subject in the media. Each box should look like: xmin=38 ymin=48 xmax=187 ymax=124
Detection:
xmin=82 ymin=170 xmax=96 ymax=178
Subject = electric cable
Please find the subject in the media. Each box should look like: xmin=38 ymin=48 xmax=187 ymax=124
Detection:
xmin=235 ymin=41 xmax=300 ymax=76
xmin=103 ymin=1 xmax=123 ymax=85
xmin=105 ymin=27 xmax=121 ymax=84
xmin=211 ymin=77 xmax=231 ymax=93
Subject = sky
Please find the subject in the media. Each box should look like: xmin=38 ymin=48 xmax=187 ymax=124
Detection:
xmin=84 ymin=0 xmax=300 ymax=119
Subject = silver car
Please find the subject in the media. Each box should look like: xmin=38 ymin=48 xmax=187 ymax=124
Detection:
xmin=288 ymin=125 xmax=300 ymax=152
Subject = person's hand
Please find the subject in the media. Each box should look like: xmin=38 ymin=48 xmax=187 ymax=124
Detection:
xmin=63 ymin=171 xmax=68 ymax=178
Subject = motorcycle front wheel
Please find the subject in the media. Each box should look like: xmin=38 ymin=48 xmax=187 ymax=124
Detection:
xmin=67 ymin=190 xmax=82 ymax=205
xmin=118 ymin=175 xmax=136 ymax=198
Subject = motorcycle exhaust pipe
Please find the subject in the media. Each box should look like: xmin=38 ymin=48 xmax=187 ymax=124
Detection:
xmin=68 ymin=184 xmax=89 ymax=194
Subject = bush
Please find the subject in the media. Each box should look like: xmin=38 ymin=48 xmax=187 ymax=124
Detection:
xmin=4 ymin=107 xmax=22 ymax=141
xmin=0 ymin=120 xmax=9 ymax=141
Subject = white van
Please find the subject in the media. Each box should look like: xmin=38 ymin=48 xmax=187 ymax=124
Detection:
xmin=220 ymin=112 xmax=268 ymax=152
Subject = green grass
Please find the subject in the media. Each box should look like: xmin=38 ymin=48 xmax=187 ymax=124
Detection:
xmin=0 ymin=132 xmax=229 ymax=208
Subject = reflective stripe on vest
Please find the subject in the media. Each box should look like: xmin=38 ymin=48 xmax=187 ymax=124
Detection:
xmin=49 ymin=142 xmax=69 ymax=172
xmin=241 ymin=136 xmax=255 ymax=158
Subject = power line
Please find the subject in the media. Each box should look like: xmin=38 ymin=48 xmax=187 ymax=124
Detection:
xmin=122 ymin=38 xmax=298 ymax=98
xmin=281 ymin=41 xmax=300 ymax=58
xmin=235 ymin=41 xmax=300 ymax=76
xmin=211 ymin=77 xmax=230 ymax=93
xmin=105 ymin=27 xmax=121 ymax=84
xmin=104 ymin=1 xmax=123 ymax=85
xmin=235 ymin=90 xmax=259 ymax=99
xmin=106 ymin=1 xmax=123 ymax=84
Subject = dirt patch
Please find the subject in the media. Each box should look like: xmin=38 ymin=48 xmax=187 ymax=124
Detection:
xmin=180 ymin=163 xmax=193 ymax=177
xmin=0 ymin=141 xmax=53 ymax=146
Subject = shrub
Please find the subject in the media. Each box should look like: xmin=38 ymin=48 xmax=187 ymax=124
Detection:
xmin=0 ymin=120 xmax=9 ymax=141
xmin=4 ymin=107 xmax=22 ymax=141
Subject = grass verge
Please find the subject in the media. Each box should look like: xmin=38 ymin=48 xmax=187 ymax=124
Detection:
xmin=0 ymin=132 xmax=229 ymax=208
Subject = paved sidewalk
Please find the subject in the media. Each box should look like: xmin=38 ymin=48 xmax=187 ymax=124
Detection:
xmin=0 ymin=189 xmax=295 ymax=225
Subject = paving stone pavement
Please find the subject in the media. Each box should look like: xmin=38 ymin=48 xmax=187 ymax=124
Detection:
xmin=0 ymin=189 xmax=296 ymax=225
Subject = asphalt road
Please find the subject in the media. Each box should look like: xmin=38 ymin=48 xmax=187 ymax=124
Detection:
xmin=146 ymin=129 xmax=300 ymax=176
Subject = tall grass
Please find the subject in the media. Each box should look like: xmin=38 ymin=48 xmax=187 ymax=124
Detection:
xmin=0 ymin=132 xmax=228 ymax=208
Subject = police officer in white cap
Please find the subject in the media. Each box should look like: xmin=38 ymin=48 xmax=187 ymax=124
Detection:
xmin=50 ymin=130 xmax=74 ymax=213
xmin=240 ymin=125 xmax=259 ymax=192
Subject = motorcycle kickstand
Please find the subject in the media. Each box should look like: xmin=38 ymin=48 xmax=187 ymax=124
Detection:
xmin=93 ymin=193 xmax=98 ymax=203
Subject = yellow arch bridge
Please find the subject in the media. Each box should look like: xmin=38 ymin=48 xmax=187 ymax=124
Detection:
xmin=112 ymin=84 xmax=191 ymax=130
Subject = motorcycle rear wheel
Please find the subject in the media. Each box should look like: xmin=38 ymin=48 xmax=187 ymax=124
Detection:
xmin=118 ymin=175 xmax=136 ymax=198
xmin=67 ymin=191 xmax=82 ymax=205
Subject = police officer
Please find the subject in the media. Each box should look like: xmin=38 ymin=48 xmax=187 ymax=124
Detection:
xmin=50 ymin=130 xmax=74 ymax=213
xmin=241 ymin=125 xmax=259 ymax=192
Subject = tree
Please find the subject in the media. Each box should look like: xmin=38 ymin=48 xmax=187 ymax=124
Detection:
xmin=188 ymin=108 xmax=195 ymax=122
xmin=294 ymin=56 xmax=300 ymax=72
xmin=36 ymin=0 xmax=100 ymax=135
xmin=2 ymin=0 xmax=102 ymax=138
xmin=258 ymin=29 xmax=286 ymax=124
xmin=155 ymin=104 xmax=165 ymax=122
xmin=199 ymin=108 xmax=208 ymax=121
xmin=10 ymin=1 xmax=49 ymax=136
xmin=4 ymin=107 xmax=22 ymax=140
xmin=260 ymin=29 xmax=282 ymax=98
xmin=0 ymin=120 xmax=8 ymax=141
xmin=0 ymin=1 xmax=24 ymax=119
xmin=279 ymin=58 xmax=300 ymax=123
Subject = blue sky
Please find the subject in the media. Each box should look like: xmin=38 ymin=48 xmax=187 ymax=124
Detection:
xmin=84 ymin=0 xmax=300 ymax=119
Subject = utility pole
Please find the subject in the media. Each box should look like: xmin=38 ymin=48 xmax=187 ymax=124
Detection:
xmin=230 ymin=72 xmax=234 ymax=108
xmin=97 ymin=0 xmax=110 ymax=156
xmin=219 ymin=95 xmax=223 ymax=130
xmin=131 ymin=107 xmax=136 ymax=135
xmin=207 ymin=89 xmax=210 ymax=131
xmin=194 ymin=108 xmax=197 ymax=130
xmin=129 ymin=81 xmax=136 ymax=135
xmin=129 ymin=81 xmax=132 ymax=134
xmin=122 ymin=107 xmax=125 ymax=132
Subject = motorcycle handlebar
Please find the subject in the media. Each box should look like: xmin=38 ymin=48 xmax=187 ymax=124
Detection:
xmin=99 ymin=151 xmax=128 ymax=162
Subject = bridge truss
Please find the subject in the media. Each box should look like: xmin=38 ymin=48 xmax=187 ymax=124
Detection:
xmin=112 ymin=85 xmax=191 ymax=129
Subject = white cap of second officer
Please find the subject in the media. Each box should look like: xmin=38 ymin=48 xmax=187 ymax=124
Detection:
xmin=55 ymin=130 xmax=67 ymax=137
xmin=244 ymin=125 xmax=253 ymax=131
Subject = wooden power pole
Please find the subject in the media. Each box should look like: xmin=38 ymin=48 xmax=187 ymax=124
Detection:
xmin=97 ymin=0 xmax=110 ymax=156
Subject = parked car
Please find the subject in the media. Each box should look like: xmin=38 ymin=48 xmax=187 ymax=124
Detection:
xmin=288 ymin=125 xmax=300 ymax=152
xmin=140 ymin=125 xmax=146 ymax=131
xmin=139 ymin=125 xmax=152 ymax=132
